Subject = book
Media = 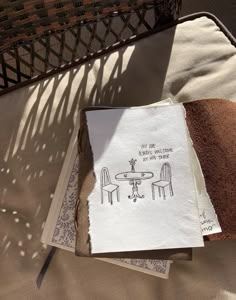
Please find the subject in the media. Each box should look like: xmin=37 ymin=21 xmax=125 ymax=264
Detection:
xmin=42 ymin=99 xmax=192 ymax=279
xmin=41 ymin=103 xmax=174 ymax=278
xmin=42 ymin=99 xmax=228 ymax=278
xmin=76 ymin=104 xmax=205 ymax=256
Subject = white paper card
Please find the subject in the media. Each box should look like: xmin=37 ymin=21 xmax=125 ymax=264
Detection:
xmin=191 ymin=149 xmax=222 ymax=236
xmin=41 ymin=99 xmax=174 ymax=279
xmin=86 ymin=105 xmax=204 ymax=253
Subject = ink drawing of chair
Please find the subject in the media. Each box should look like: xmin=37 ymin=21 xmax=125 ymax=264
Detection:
xmin=101 ymin=167 xmax=119 ymax=205
xmin=152 ymin=163 xmax=174 ymax=200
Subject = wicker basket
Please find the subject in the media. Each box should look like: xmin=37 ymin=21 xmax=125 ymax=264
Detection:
xmin=0 ymin=0 xmax=182 ymax=94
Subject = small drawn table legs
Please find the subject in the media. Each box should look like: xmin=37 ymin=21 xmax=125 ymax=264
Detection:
xmin=128 ymin=179 xmax=144 ymax=202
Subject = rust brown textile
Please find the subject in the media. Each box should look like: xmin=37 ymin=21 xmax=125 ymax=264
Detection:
xmin=184 ymin=98 xmax=236 ymax=241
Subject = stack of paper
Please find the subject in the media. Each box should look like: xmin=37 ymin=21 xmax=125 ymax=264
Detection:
xmin=41 ymin=99 xmax=222 ymax=279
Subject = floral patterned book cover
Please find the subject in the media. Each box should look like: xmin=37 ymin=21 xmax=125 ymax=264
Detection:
xmin=41 ymin=111 xmax=172 ymax=279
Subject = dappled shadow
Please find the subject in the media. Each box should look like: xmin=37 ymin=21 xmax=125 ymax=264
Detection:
xmin=0 ymin=26 xmax=175 ymax=286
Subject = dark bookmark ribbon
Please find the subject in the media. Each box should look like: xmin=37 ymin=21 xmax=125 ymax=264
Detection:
xmin=36 ymin=246 xmax=57 ymax=289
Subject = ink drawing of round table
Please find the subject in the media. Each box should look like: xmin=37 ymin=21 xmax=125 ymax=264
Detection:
xmin=115 ymin=172 xmax=154 ymax=202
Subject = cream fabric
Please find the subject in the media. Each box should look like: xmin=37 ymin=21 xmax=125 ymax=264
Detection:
xmin=0 ymin=16 xmax=236 ymax=300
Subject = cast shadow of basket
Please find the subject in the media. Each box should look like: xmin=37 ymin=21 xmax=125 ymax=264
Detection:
xmin=0 ymin=23 xmax=175 ymax=291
